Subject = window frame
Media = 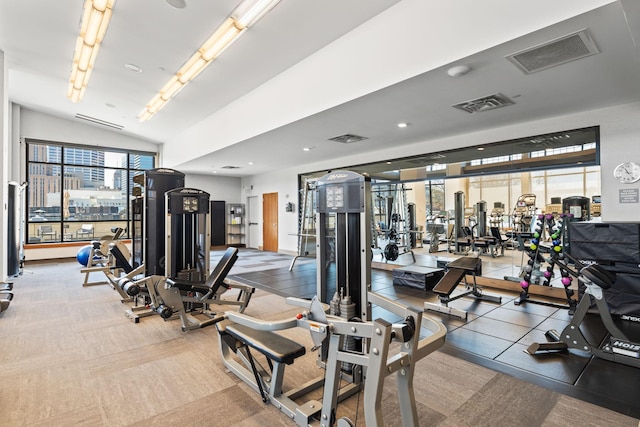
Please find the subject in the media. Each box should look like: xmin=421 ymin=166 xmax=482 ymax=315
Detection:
xmin=25 ymin=139 xmax=156 ymax=244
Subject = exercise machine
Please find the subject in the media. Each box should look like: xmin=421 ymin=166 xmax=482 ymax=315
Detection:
xmin=155 ymin=246 xmax=253 ymax=331
xmin=120 ymin=188 xmax=254 ymax=330
xmin=526 ymin=255 xmax=640 ymax=369
xmin=470 ymin=201 xmax=506 ymax=258
xmin=371 ymin=182 xmax=415 ymax=263
xmin=0 ymin=282 xmax=13 ymax=313
xmin=424 ymin=256 xmax=502 ymax=320
xmin=216 ymin=170 xmax=447 ymax=425
xmin=78 ymin=227 xmax=130 ymax=288
xmin=510 ymin=194 xmax=536 ymax=233
xmin=447 ymin=191 xmax=477 ymax=254
xmin=216 ymin=287 xmax=446 ymax=426
xmin=316 ymin=170 xmax=371 ymax=323
xmin=425 ymin=211 xmax=447 ymax=253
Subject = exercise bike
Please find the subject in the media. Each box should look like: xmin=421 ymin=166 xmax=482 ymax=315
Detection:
xmin=526 ymin=253 xmax=640 ymax=369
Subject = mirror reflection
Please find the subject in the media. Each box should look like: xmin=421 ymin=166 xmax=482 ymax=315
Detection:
xmin=299 ymin=126 xmax=600 ymax=288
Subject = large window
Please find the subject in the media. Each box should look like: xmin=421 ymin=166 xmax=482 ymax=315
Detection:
xmin=26 ymin=140 xmax=155 ymax=244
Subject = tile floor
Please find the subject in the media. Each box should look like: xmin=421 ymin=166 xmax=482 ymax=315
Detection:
xmin=213 ymin=247 xmax=640 ymax=419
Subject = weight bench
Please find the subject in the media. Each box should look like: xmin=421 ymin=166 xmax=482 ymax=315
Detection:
xmin=217 ymin=320 xmax=306 ymax=402
xmin=424 ymin=256 xmax=502 ymax=320
xmin=153 ymin=247 xmax=255 ymax=331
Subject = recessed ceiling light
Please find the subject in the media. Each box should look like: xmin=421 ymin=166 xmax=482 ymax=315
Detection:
xmin=303 ymin=147 xmax=315 ymax=151
xmin=397 ymin=122 xmax=408 ymax=128
xmin=386 ymin=161 xmax=392 ymax=164
xmin=477 ymin=147 xmax=485 ymax=151
xmin=165 ymin=0 xmax=186 ymax=9
xmin=248 ymin=161 xmax=254 ymax=165
xmin=124 ymin=63 xmax=142 ymax=73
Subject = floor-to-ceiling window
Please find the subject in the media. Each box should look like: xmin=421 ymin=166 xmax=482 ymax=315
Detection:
xmin=26 ymin=140 xmax=155 ymax=244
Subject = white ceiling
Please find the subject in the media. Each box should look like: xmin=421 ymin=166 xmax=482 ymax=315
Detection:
xmin=2 ymin=0 xmax=640 ymax=177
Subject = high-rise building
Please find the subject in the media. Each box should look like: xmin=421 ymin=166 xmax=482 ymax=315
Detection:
xmin=47 ymin=146 xmax=105 ymax=186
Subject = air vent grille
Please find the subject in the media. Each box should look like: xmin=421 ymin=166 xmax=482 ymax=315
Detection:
xmin=328 ymin=134 xmax=368 ymax=144
xmin=406 ymin=154 xmax=446 ymax=164
xmin=75 ymin=113 xmax=124 ymax=130
xmin=452 ymin=93 xmax=515 ymax=114
xmin=506 ymin=29 xmax=599 ymax=74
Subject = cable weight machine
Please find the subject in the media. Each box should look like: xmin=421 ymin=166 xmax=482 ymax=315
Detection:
xmin=371 ymin=183 xmax=415 ymax=263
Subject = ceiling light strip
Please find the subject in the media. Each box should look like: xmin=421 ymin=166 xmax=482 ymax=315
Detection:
xmin=67 ymin=0 xmax=115 ymax=103
xmin=138 ymin=0 xmax=280 ymax=122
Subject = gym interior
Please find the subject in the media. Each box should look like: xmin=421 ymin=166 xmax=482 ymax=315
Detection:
xmin=2 ymin=1 xmax=640 ymax=426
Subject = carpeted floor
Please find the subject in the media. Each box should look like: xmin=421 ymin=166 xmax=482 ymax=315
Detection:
xmin=0 ymin=258 xmax=638 ymax=426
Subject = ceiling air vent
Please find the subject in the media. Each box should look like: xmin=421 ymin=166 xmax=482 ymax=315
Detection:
xmin=406 ymin=154 xmax=446 ymax=164
xmin=75 ymin=113 xmax=124 ymax=130
xmin=452 ymin=93 xmax=515 ymax=114
xmin=220 ymin=165 xmax=241 ymax=169
xmin=328 ymin=134 xmax=368 ymax=144
xmin=506 ymin=29 xmax=599 ymax=74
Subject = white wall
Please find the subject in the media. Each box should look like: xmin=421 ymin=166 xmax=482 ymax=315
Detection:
xmin=1 ymin=50 xmax=8 ymax=280
xmin=240 ymin=168 xmax=300 ymax=254
xmin=19 ymin=108 xmax=158 ymax=154
xmin=184 ymin=173 xmax=242 ymax=204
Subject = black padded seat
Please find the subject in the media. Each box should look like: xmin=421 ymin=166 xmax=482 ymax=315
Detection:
xmin=109 ymin=245 xmax=134 ymax=273
xmin=170 ymin=247 xmax=238 ymax=293
xmin=582 ymin=264 xmax=616 ymax=289
xmin=225 ymin=323 xmax=306 ymax=365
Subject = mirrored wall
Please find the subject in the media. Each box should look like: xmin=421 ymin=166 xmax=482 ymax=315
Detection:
xmin=298 ymin=126 xmax=601 ymax=280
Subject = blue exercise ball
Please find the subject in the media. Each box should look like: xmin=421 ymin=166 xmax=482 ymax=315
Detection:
xmin=76 ymin=245 xmax=93 ymax=267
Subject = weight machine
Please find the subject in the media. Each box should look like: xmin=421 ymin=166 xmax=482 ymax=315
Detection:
xmin=470 ymin=201 xmax=506 ymax=258
xmin=118 ymin=188 xmax=254 ymax=330
xmin=425 ymin=211 xmax=448 ymax=253
xmin=216 ymin=170 xmax=447 ymax=426
xmin=447 ymin=191 xmax=475 ymax=254
xmin=370 ymin=183 xmax=415 ymax=263
xmin=510 ymin=194 xmax=537 ymax=233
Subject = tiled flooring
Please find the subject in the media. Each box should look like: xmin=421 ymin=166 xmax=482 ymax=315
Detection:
xmin=214 ymin=248 xmax=640 ymax=419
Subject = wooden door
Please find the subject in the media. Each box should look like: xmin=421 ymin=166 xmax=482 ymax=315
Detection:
xmin=263 ymin=192 xmax=278 ymax=252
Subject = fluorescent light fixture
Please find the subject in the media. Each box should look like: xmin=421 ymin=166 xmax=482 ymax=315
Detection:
xmin=397 ymin=122 xmax=408 ymax=128
xmin=67 ymin=0 xmax=115 ymax=103
xmin=138 ymin=0 xmax=280 ymax=122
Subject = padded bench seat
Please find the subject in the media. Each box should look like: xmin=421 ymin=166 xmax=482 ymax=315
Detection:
xmin=224 ymin=323 xmax=306 ymax=365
